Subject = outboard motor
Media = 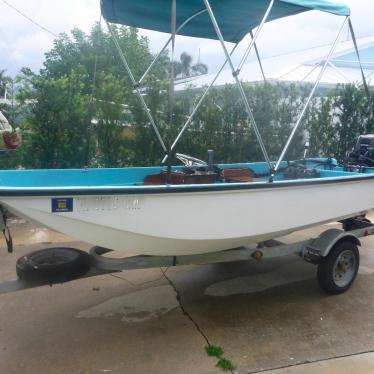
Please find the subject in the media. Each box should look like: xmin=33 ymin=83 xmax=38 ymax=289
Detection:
xmin=348 ymin=135 xmax=374 ymax=166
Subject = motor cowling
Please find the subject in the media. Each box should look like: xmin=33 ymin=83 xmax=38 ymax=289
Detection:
xmin=349 ymin=135 xmax=374 ymax=166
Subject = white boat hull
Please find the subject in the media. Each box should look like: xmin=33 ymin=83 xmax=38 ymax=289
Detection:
xmin=1 ymin=176 xmax=373 ymax=256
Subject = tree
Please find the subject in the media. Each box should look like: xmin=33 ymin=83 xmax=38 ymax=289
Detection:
xmin=0 ymin=69 xmax=11 ymax=98
xmin=18 ymin=68 xmax=90 ymax=168
xmin=307 ymin=95 xmax=334 ymax=157
xmin=305 ymin=84 xmax=374 ymax=161
xmin=0 ymin=70 xmax=26 ymax=131
xmin=94 ymin=72 xmax=129 ymax=167
xmin=3 ymin=23 xmax=373 ymax=170
xmin=173 ymin=82 xmax=310 ymax=164
xmin=0 ymin=70 xmax=12 ymax=119
xmin=173 ymin=52 xmax=208 ymax=79
xmin=333 ymin=84 xmax=371 ymax=161
xmin=17 ymin=24 xmax=169 ymax=168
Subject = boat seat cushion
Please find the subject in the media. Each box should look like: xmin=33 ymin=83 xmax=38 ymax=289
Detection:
xmin=221 ymin=168 xmax=254 ymax=182
xmin=144 ymin=170 xmax=216 ymax=185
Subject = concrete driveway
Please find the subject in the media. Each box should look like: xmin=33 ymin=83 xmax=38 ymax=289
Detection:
xmin=1 ymin=218 xmax=374 ymax=374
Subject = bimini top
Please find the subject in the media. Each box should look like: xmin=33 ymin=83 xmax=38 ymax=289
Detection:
xmin=101 ymin=0 xmax=350 ymax=44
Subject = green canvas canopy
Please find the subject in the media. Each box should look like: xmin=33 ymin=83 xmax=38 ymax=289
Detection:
xmin=101 ymin=0 xmax=350 ymax=44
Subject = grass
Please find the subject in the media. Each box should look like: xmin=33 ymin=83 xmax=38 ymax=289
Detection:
xmin=205 ymin=345 xmax=224 ymax=357
xmin=205 ymin=345 xmax=235 ymax=372
xmin=216 ymin=358 xmax=235 ymax=371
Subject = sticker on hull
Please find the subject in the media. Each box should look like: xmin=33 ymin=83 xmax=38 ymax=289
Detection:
xmin=52 ymin=198 xmax=73 ymax=213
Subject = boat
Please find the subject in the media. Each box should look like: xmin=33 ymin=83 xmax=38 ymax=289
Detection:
xmin=1 ymin=158 xmax=374 ymax=256
xmin=0 ymin=0 xmax=372 ymax=256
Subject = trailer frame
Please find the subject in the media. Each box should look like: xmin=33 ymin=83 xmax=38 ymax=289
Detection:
xmin=0 ymin=217 xmax=372 ymax=296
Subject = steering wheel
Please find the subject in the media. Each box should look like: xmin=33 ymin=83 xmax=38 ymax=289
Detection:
xmin=175 ymin=153 xmax=207 ymax=168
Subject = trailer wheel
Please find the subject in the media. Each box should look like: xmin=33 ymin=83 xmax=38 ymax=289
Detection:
xmin=317 ymin=240 xmax=359 ymax=294
xmin=16 ymin=247 xmax=91 ymax=284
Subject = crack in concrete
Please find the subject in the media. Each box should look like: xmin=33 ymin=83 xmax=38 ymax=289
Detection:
xmin=161 ymin=268 xmax=235 ymax=374
xmin=161 ymin=268 xmax=211 ymax=346
xmin=110 ymin=272 xmax=166 ymax=287
xmin=245 ymin=349 xmax=374 ymax=374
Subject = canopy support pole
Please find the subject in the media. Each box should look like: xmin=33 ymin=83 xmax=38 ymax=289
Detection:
xmin=162 ymin=43 xmax=239 ymax=164
xmin=106 ymin=21 xmax=168 ymax=153
xmin=348 ymin=18 xmax=373 ymax=118
xmin=138 ymin=37 xmax=172 ymax=86
xmin=236 ymin=0 xmax=274 ymax=75
xmin=250 ymin=30 xmax=266 ymax=82
xmin=274 ymin=16 xmax=348 ymax=174
xmin=106 ymin=10 xmax=210 ymax=157
xmin=138 ymin=9 xmax=207 ymax=86
xmin=300 ymin=62 xmax=321 ymax=82
xmin=203 ymin=0 xmax=273 ymax=172
xmin=326 ymin=61 xmax=351 ymax=84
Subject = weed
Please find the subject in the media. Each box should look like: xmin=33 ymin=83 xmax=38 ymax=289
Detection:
xmin=205 ymin=345 xmax=224 ymax=357
xmin=205 ymin=345 xmax=235 ymax=372
xmin=216 ymin=358 xmax=235 ymax=371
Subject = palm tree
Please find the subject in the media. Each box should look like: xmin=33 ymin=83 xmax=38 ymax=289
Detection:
xmin=0 ymin=69 xmax=9 ymax=97
xmin=173 ymin=52 xmax=208 ymax=79
xmin=191 ymin=62 xmax=208 ymax=76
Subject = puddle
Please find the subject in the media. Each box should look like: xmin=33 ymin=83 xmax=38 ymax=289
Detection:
xmin=205 ymin=264 xmax=312 ymax=297
xmin=4 ymin=220 xmax=72 ymax=245
xmin=358 ymin=265 xmax=374 ymax=275
xmin=76 ymin=285 xmax=178 ymax=323
xmin=29 ymin=228 xmax=52 ymax=243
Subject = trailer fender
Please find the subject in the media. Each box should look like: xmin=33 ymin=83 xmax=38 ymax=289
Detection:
xmin=305 ymin=228 xmax=360 ymax=260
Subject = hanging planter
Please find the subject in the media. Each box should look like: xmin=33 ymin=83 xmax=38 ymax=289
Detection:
xmin=0 ymin=111 xmax=21 ymax=151
xmin=1 ymin=130 xmax=21 ymax=150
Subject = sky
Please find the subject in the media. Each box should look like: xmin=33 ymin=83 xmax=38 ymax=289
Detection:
xmin=0 ymin=0 xmax=373 ymax=78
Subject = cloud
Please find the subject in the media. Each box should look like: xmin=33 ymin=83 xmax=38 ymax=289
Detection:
xmin=0 ymin=0 xmax=99 ymax=76
xmin=0 ymin=0 xmax=373 ymax=77
xmin=142 ymin=0 xmax=374 ymax=72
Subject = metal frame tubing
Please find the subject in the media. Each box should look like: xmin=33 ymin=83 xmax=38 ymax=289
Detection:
xmin=106 ymin=10 xmax=208 ymax=154
xmin=236 ymin=0 xmax=274 ymax=74
xmin=274 ymin=16 xmax=349 ymax=173
xmin=108 ymin=1 xmax=274 ymax=167
xmin=326 ymin=61 xmax=351 ymax=84
xmin=250 ymin=30 xmax=266 ymax=82
xmin=162 ymin=43 xmax=239 ymax=164
xmin=106 ymin=21 xmax=168 ymax=152
xmin=203 ymin=0 xmax=273 ymax=170
xmin=138 ymin=9 xmax=207 ymax=85
xmin=301 ymin=62 xmax=321 ymax=82
xmin=348 ymin=18 xmax=373 ymax=117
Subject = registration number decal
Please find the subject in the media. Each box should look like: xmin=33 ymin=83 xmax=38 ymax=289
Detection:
xmin=52 ymin=198 xmax=73 ymax=213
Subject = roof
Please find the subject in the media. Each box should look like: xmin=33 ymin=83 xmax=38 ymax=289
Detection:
xmin=101 ymin=0 xmax=350 ymax=43
xmin=331 ymin=45 xmax=374 ymax=70
xmin=176 ymin=35 xmax=374 ymax=91
xmin=276 ymin=36 xmax=374 ymax=86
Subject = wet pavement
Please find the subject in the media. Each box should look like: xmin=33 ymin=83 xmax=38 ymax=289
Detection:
xmin=1 ymin=217 xmax=374 ymax=373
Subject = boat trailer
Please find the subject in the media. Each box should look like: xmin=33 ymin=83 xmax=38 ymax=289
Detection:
xmin=0 ymin=217 xmax=373 ymax=296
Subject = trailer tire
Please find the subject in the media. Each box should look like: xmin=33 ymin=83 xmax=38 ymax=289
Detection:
xmin=317 ymin=240 xmax=359 ymax=295
xmin=16 ymin=247 xmax=91 ymax=284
